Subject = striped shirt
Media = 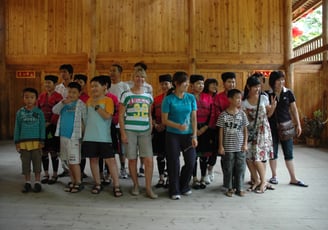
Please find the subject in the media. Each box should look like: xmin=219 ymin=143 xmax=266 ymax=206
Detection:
xmin=216 ymin=110 xmax=249 ymax=152
xmin=120 ymin=91 xmax=153 ymax=132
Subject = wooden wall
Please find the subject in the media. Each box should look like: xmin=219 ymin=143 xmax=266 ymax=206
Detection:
xmin=4 ymin=0 xmax=323 ymax=141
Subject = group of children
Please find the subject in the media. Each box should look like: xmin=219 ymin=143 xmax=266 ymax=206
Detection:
xmin=14 ymin=63 xmax=308 ymax=199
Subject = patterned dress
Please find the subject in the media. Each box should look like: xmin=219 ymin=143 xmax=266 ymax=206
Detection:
xmin=242 ymin=95 xmax=274 ymax=161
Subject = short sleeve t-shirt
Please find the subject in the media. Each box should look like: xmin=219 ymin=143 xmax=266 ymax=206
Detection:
xmin=59 ymin=101 xmax=77 ymax=138
xmin=120 ymin=91 xmax=153 ymax=132
xmin=161 ymin=92 xmax=197 ymax=135
xmin=83 ymin=97 xmax=114 ymax=143
xmin=217 ymin=110 xmax=249 ymax=152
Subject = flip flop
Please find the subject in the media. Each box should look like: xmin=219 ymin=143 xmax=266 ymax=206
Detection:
xmin=290 ymin=181 xmax=308 ymax=187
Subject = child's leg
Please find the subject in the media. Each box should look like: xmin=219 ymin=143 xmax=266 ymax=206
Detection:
xmin=50 ymin=152 xmax=59 ymax=177
xmin=89 ymin=157 xmax=101 ymax=185
xmin=69 ymin=164 xmax=81 ymax=184
xmin=129 ymin=159 xmax=139 ymax=189
xmin=104 ymin=158 xmax=120 ymax=188
xmin=234 ymin=151 xmax=246 ymax=192
xmin=200 ymin=156 xmax=208 ymax=177
xmin=41 ymin=153 xmax=50 ymax=177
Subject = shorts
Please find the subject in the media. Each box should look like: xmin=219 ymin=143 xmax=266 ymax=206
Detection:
xmin=20 ymin=148 xmax=42 ymax=175
xmin=125 ymin=129 xmax=153 ymax=159
xmin=82 ymin=141 xmax=114 ymax=159
xmin=60 ymin=137 xmax=81 ymax=164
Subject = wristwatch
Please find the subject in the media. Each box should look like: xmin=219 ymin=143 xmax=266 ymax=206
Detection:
xmin=94 ymin=105 xmax=100 ymax=111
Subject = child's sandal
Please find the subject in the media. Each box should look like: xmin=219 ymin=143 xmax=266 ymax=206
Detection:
xmin=64 ymin=182 xmax=74 ymax=192
xmin=91 ymin=184 xmax=103 ymax=194
xmin=113 ymin=186 xmax=123 ymax=197
xmin=70 ymin=183 xmax=84 ymax=193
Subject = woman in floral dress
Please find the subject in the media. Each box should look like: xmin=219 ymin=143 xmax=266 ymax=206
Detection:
xmin=242 ymin=75 xmax=276 ymax=193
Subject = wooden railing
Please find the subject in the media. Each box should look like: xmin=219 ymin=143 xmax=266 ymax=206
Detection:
xmin=292 ymin=35 xmax=323 ymax=62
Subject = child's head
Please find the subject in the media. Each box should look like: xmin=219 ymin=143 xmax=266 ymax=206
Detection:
xmin=221 ymin=72 xmax=236 ymax=91
xmin=204 ymin=78 xmax=218 ymax=94
xmin=74 ymin=74 xmax=88 ymax=89
xmin=159 ymin=74 xmax=172 ymax=93
xmin=110 ymin=64 xmax=123 ymax=83
xmin=269 ymin=71 xmax=285 ymax=90
xmin=44 ymin=75 xmax=58 ymax=92
xmin=23 ymin=88 xmax=38 ymax=109
xmin=189 ymin=74 xmax=205 ymax=94
xmin=59 ymin=64 xmax=74 ymax=81
xmin=97 ymin=75 xmax=111 ymax=89
xmin=90 ymin=76 xmax=108 ymax=97
xmin=67 ymin=82 xmax=81 ymax=102
xmin=227 ymin=89 xmax=242 ymax=108
xmin=243 ymin=75 xmax=261 ymax=99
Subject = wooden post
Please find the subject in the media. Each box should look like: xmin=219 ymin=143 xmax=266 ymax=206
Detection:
xmin=322 ymin=0 xmax=328 ymax=143
xmin=0 ymin=0 xmax=9 ymax=139
xmin=188 ymin=0 xmax=196 ymax=74
xmin=88 ymin=0 xmax=97 ymax=79
xmin=284 ymin=0 xmax=294 ymax=89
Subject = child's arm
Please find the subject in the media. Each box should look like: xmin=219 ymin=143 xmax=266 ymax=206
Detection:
xmin=218 ymin=127 xmax=225 ymax=155
xmin=242 ymin=126 xmax=248 ymax=152
xmin=52 ymin=100 xmax=65 ymax=114
xmin=119 ymin=103 xmax=128 ymax=143
xmin=14 ymin=110 xmax=21 ymax=152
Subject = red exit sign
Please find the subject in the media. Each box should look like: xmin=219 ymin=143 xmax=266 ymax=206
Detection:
xmin=16 ymin=71 xmax=36 ymax=78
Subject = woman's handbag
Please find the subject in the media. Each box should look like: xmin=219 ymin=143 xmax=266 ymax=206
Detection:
xmin=248 ymin=96 xmax=261 ymax=143
xmin=277 ymin=120 xmax=296 ymax=141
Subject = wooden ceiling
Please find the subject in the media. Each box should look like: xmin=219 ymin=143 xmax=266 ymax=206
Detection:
xmin=292 ymin=0 xmax=322 ymax=22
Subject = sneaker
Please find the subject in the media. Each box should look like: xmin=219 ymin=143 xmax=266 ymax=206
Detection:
xmin=120 ymin=168 xmax=128 ymax=179
xmin=138 ymin=167 xmax=145 ymax=177
xmin=171 ymin=195 xmax=181 ymax=200
xmin=202 ymin=175 xmax=211 ymax=185
xmin=269 ymin=177 xmax=278 ymax=185
xmin=33 ymin=183 xmax=42 ymax=193
xmin=22 ymin=183 xmax=32 ymax=193
xmin=58 ymin=171 xmax=69 ymax=177
xmin=225 ymin=189 xmax=234 ymax=197
xmin=182 ymin=190 xmax=192 ymax=196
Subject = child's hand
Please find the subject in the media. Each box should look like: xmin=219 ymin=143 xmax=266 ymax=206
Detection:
xmin=218 ymin=146 xmax=225 ymax=155
xmin=39 ymin=143 xmax=44 ymax=149
xmin=241 ymin=144 xmax=248 ymax=152
xmin=15 ymin=144 xmax=21 ymax=153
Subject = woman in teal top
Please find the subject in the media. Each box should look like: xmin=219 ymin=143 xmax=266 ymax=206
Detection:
xmin=162 ymin=71 xmax=198 ymax=200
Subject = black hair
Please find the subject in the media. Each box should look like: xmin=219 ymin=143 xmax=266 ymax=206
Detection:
xmin=189 ymin=74 xmax=204 ymax=84
xmin=74 ymin=74 xmax=88 ymax=84
xmin=269 ymin=71 xmax=285 ymax=89
xmin=221 ymin=72 xmax=236 ymax=82
xmin=112 ymin=64 xmax=123 ymax=73
xmin=167 ymin=71 xmax=188 ymax=95
xmin=59 ymin=64 xmax=74 ymax=75
xmin=253 ymin=72 xmax=265 ymax=83
xmin=227 ymin=88 xmax=242 ymax=98
xmin=203 ymin=78 xmax=218 ymax=94
xmin=91 ymin=75 xmax=111 ymax=89
xmin=134 ymin=62 xmax=147 ymax=71
xmin=23 ymin=87 xmax=38 ymax=98
xmin=67 ymin=81 xmax=81 ymax=92
xmin=243 ymin=75 xmax=261 ymax=100
xmin=44 ymin=75 xmax=58 ymax=84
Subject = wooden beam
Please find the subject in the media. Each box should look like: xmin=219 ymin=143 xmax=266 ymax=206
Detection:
xmin=88 ymin=0 xmax=97 ymax=78
xmin=285 ymin=0 xmax=294 ymax=88
xmin=289 ymin=45 xmax=328 ymax=63
xmin=188 ymin=0 xmax=196 ymax=73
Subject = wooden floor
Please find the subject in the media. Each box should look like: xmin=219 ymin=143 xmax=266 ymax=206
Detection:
xmin=0 ymin=140 xmax=327 ymax=230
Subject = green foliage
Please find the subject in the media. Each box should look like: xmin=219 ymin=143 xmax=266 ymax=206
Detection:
xmin=292 ymin=6 xmax=322 ymax=48
xmin=303 ymin=109 xmax=326 ymax=139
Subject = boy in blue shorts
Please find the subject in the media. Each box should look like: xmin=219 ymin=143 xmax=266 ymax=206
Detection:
xmin=14 ymin=88 xmax=45 ymax=193
xmin=82 ymin=76 xmax=122 ymax=197
xmin=53 ymin=82 xmax=87 ymax=193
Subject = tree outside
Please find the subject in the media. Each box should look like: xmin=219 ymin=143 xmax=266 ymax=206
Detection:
xmin=292 ymin=6 xmax=322 ymax=48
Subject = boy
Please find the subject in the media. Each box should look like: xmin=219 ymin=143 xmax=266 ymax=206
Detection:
xmin=209 ymin=72 xmax=237 ymax=185
xmin=217 ymin=89 xmax=249 ymax=197
xmin=38 ymin=75 xmax=63 ymax=185
xmin=82 ymin=76 xmax=122 ymax=197
xmin=14 ymin=88 xmax=45 ymax=193
xmin=109 ymin=64 xmax=130 ymax=179
xmin=56 ymin=64 xmax=74 ymax=177
xmin=73 ymin=74 xmax=89 ymax=179
xmin=52 ymin=82 xmax=87 ymax=193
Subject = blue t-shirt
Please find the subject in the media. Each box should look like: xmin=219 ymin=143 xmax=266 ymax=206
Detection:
xmin=161 ymin=92 xmax=197 ymax=134
xmin=59 ymin=101 xmax=77 ymax=138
